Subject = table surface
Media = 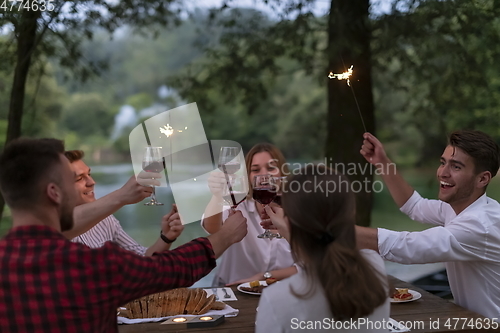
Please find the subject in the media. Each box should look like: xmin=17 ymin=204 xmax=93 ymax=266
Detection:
xmin=119 ymin=276 xmax=498 ymax=332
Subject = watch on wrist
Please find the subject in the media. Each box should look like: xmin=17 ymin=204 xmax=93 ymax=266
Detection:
xmin=263 ymin=271 xmax=272 ymax=279
xmin=160 ymin=231 xmax=176 ymax=244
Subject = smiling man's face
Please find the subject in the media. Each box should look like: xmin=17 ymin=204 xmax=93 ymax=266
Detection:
xmin=436 ymin=145 xmax=479 ymax=212
xmin=70 ymin=159 xmax=96 ymax=205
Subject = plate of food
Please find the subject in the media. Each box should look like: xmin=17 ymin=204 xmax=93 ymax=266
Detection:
xmin=390 ymin=288 xmax=422 ymax=303
xmin=237 ymin=280 xmax=270 ymax=295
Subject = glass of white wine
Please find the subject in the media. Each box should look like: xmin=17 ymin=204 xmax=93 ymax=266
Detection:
xmin=142 ymin=146 xmax=164 ymax=206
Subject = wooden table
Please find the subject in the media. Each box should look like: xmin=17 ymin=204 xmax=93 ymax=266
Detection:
xmin=119 ymin=276 xmax=498 ymax=332
xmin=388 ymin=276 xmax=498 ymax=332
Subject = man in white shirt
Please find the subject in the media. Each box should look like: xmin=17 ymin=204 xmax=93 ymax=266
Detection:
xmin=356 ymin=130 xmax=500 ymax=319
xmin=63 ymin=150 xmax=183 ymax=256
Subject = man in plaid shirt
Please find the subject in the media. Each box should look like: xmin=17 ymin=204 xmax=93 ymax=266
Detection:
xmin=0 ymin=138 xmax=247 ymax=333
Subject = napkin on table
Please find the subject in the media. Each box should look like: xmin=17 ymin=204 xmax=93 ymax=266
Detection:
xmin=204 ymin=288 xmax=238 ymax=301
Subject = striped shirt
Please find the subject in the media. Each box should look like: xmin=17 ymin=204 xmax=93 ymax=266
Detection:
xmin=72 ymin=215 xmax=147 ymax=255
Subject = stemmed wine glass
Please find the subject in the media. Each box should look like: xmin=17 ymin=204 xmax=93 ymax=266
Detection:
xmin=253 ymin=175 xmax=280 ymax=239
xmin=142 ymin=146 xmax=164 ymax=206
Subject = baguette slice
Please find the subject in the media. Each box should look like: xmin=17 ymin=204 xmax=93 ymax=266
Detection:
xmin=192 ymin=289 xmax=208 ymax=314
xmin=185 ymin=289 xmax=199 ymax=314
xmin=196 ymin=294 xmax=216 ymax=315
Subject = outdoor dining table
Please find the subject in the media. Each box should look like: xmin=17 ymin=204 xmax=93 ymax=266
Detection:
xmin=118 ymin=276 xmax=496 ymax=332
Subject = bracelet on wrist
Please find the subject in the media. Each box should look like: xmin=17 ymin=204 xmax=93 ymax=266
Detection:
xmin=160 ymin=231 xmax=176 ymax=244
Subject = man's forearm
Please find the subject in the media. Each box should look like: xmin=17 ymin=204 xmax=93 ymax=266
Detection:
xmin=378 ymin=160 xmax=414 ymax=208
xmin=63 ymin=191 xmax=126 ymax=239
xmin=355 ymin=226 xmax=379 ymax=252
xmin=201 ymin=196 xmax=224 ymax=234
xmin=145 ymin=238 xmax=172 ymax=256
xmin=206 ymin=231 xmax=234 ymax=259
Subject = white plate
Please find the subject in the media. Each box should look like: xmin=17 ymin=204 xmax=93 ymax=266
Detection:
xmin=237 ymin=281 xmax=268 ymax=295
xmin=390 ymin=289 xmax=422 ymax=303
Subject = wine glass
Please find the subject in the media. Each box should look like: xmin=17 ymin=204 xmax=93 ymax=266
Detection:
xmin=142 ymin=146 xmax=164 ymax=206
xmin=218 ymin=147 xmax=241 ymax=174
xmin=253 ymin=175 xmax=279 ymax=239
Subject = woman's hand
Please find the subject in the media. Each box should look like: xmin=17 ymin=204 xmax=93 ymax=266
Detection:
xmin=207 ymin=171 xmax=228 ymax=198
xmin=226 ymin=272 xmax=264 ymax=286
xmin=264 ymin=204 xmax=290 ymax=241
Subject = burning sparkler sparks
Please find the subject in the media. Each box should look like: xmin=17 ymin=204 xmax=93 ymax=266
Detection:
xmin=327 ymin=64 xmax=366 ymax=132
xmin=160 ymin=124 xmax=174 ymax=137
xmin=160 ymin=125 xmax=188 ymax=137
xmin=328 ymin=65 xmax=353 ymax=86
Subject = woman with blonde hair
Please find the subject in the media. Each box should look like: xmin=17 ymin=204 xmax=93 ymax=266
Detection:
xmin=202 ymin=142 xmax=297 ymax=286
xmin=257 ymin=164 xmax=390 ymax=332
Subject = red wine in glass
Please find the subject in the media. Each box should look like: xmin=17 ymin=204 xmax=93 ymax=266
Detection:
xmin=253 ymin=187 xmax=276 ymax=205
xmin=142 ymin=161 xmax=165 ymax=173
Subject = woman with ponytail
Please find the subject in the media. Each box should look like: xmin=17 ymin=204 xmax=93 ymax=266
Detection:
xmin=256 ymin=165 xmax=390 ymax=332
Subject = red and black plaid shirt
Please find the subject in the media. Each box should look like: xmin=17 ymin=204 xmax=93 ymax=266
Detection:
xmin=0 ymin=225 xmax=216 ymax=332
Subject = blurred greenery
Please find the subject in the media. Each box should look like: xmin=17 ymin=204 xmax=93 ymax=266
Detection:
xmin=1 ymin=0 xmax=500 ymax=228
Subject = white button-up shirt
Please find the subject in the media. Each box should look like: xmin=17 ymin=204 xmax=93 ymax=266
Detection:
xmin=378 ymin=191 xmax=500 ymax=318
xmin=202 ymin=198 xmax=295 ymax=285
xmin=72 ymin=215 xmax=147 ymax=256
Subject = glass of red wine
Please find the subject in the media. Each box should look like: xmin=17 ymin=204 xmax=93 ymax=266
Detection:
xmin=253 ymin=175 xmax=280 ymax=239
xmin=142 ymin=146 xmax=164 ymax=206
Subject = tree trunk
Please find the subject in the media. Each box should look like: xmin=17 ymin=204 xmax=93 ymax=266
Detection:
xmin=325 ymin=0 xmax=375 ymax=226
xmin=0 ymin=9 xmax=41 ymax=222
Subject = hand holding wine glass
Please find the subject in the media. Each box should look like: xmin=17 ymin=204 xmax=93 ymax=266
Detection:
xmin=264 ymin=205 xmax=290 ymax=241
xmin=142 ymin=146 xmax=164 ymax=206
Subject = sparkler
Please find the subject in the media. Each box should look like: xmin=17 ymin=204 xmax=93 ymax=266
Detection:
xmin=159 ymin=121 xmax=190 ymax=172
xmin=328 ymin=65 xmax=353 ymax=86
xmin=327 ymin=64 xmax=367 ymax=132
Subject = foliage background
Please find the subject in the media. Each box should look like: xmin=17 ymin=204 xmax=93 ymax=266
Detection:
xmin=1 ymin=0 xmax=500 ymax=231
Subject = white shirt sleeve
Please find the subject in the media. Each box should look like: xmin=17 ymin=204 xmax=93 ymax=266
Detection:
xmin=400 ymin=191 xmax=447 ymax=226
xmin=110 ymin=216 xmax=147 ymax=256
xmin=378 ymin=215 xmax=490 ymax=264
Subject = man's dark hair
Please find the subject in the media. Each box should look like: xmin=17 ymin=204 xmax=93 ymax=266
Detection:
xmin=449 ymin=130 xmax=500 ymax=177
xmin=64 ymin=150 xmax=84 ymax=163
xmin=0 ymin=138 xmax=65 ymax=209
